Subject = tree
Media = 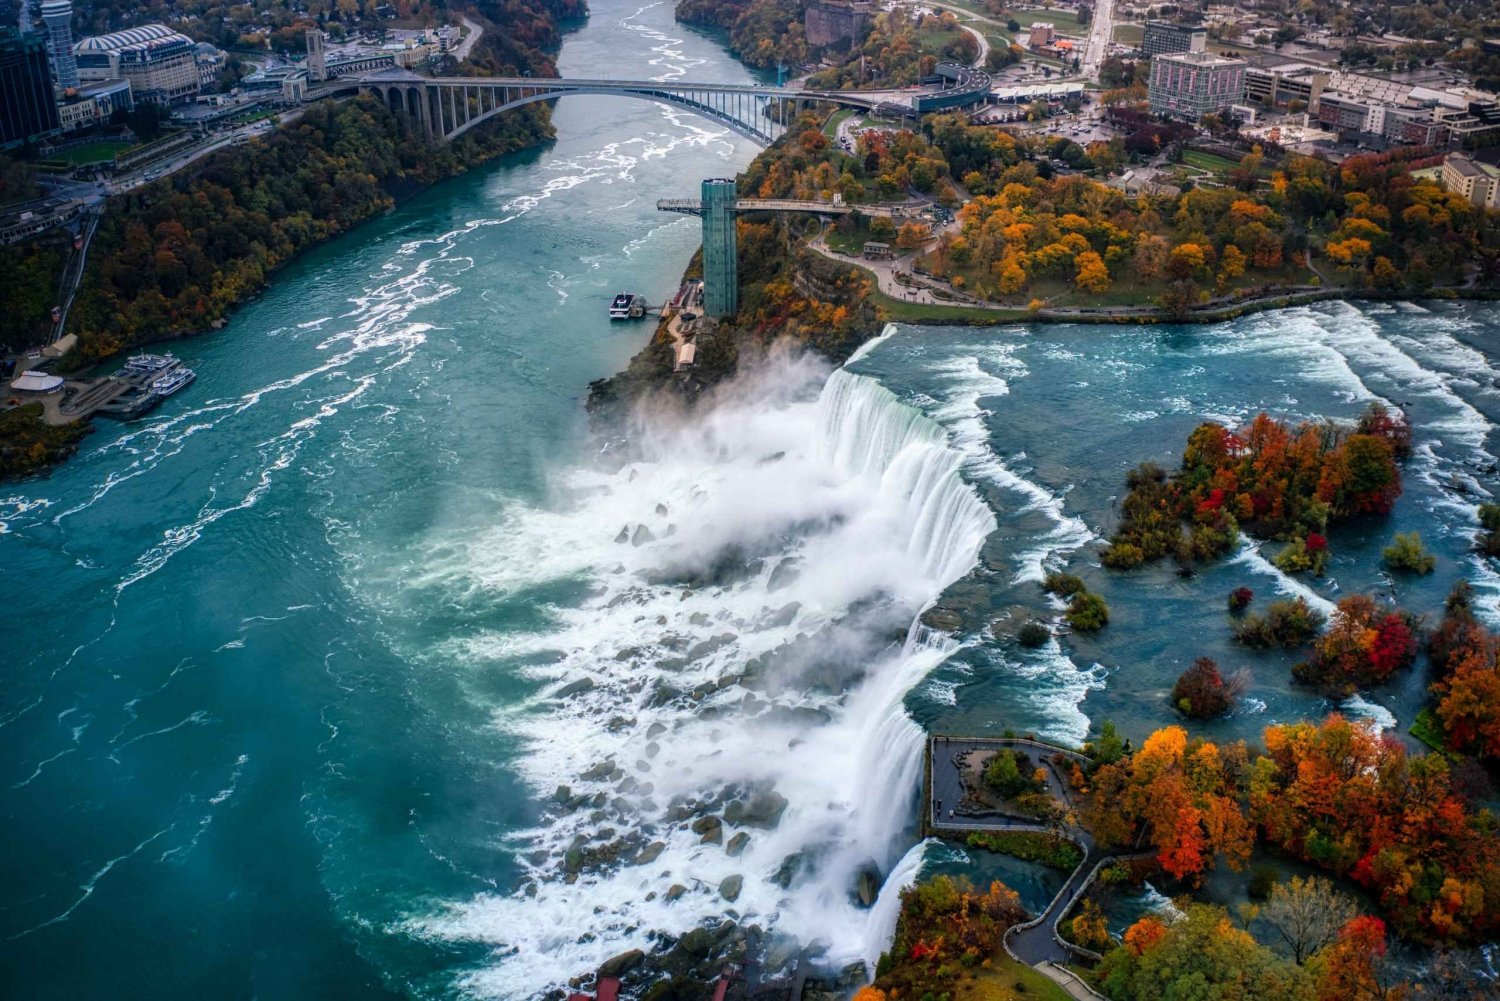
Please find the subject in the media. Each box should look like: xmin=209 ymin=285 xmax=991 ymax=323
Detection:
xmin=1260 ymin=876 xmax=1360 ymax=964
xmin=1100 ymin=903 xmax=1313 ymax=1001
xmin=1171 ymin=657 xmax=1245 ymax=718
xmin=1075 ymin=250 xmax=1111 ymax=292
xmin=1381 ymin=532 xmax=1434 ymax=574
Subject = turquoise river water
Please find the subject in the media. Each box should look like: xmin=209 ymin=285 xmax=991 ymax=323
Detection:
xmin=5 ymin=3 xmax=1500 ymax=998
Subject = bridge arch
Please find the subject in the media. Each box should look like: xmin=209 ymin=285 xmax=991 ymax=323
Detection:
xmin=444 ymin=85 xmax=802 ymax=146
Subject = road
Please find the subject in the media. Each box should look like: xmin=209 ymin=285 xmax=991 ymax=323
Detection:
xmin=959 ymin=23 xmax=990 ymax=68
xmin=452 ymin=15 xmax=485 ymax=62
xmin=1079 ymin=0 xmax=1116 ymax=81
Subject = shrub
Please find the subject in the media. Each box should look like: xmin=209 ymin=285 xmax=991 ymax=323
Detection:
xmin=1171 ymin=657 xmax=1246 ymax=718
xmin=1478 ymin=504 xmax=1500 ymax=557
xmin=1043 ymin=571 xmax=1087 ymax=597
xmin=1382 ymin=532 xmax=1435 ymax=574
xmin=1232 ymin=597 xmax=1326 ymax=649
xmin=1273 ymin=537 xmax=1326 ymax=575
xmin=1067 ymin=592 xmax=1110 ymax=631
xmin=965 ymin=830 xmax=1083 ymax=870
xmin=983 ymin=749 xmax=1038 ymax=798
xmin=1017 ymin=621 xmax=1051 ymax=647
xmin=1247 ymin=865 xmax=1278 ymax=900
xmin=1227 ymin=586 xmax=1254 ymax=612
xmin=1102 ymin=542 xmax=1145 ymax=569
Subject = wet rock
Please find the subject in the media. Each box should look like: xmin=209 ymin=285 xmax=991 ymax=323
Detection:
xmin=615 ymin=526 xmax=630 ymax=543
xmin=688 ymin=612 xmax=710 ymax=627
xmin=614 ymin=647 xmax=640 ymax=661
xmin=598 ymin=948 xmax=645 ymax=978
xmin=647 ymin=685 xmax=682 ymax=708
xmin=617 ymin=776 xmax=638 ymax=795
xmin=718 ymin=874 xmax=743 ymax=902
xmin=656 ymin=503 xmax=669 ymax=517
xmin=726 ymin=789 xmax=788 ymax=830
xmin=564 ymin=847 xmax=584 ymax=873
xmin=665 ymin=883 xmax=688 ymax=902
xmin=692 ymin=815 xmax=723 ymax=845
xmin=767 ymin=558 xmax=801 ymax=593
xmin=853 ymin=860 xmax=883 ymax=908
xmin=605 ymin=715 xmax=633 ymax=732
xmin=725 ymin=832 xmax=751 ymax=857
xmin=757 ymin=451 xmax=786 ymax=465
xmin=837 ymin=961 xmax=869 ymax=987
xmin=760 ymin=705 xmax=832 ymax=728
xmin=765 ymin=936 xmax=800 ymax=975
xmin=759 ymin=602 xmax=801 ymax=629
xmin=678 ymin=926 xmax=714 ymax=958
xmin=581 ymin=760 xmax=615 ymax=781
xmin=772 ymin=851 xmax=807 ymax=889
xmin=631 ymin=525 xmax=655 ymax=546
xmin=556 ymin=677 xmax=596 ymax=698
xmin=647 ymin=722 xmax=667 ymax=739
xmin=686 ymin=633 xmax=736 ymax=662
xmin=635 ymin=841 xmax=666 ymax=865
xmin=921 ymin=606 xmax=964 ymax=632
xmin=554 ymin=785 xmax=571 ymax=803
xmin=646 ymin=742 xmax=661 ymax=759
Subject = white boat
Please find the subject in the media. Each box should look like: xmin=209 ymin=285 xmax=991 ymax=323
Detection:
xmin=151 ymin=367 xmax=195 ymax=397
xmin=124 ymin=352 xmax=177 ymax=374
xmin=609 ymin=292 xmax=636 ymax=319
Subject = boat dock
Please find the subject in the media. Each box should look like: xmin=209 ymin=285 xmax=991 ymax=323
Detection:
xmin=6 ymin=355 xmax=192 ymax=427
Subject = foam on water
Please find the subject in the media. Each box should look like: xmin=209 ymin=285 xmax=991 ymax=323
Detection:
xmin=1228 ymin=539 xmax=1338 ymax=619
xmin=1340 ymin=693 xmax=1397 ymax=731
xmin=410 ymin=352 xmax=996 ymax=995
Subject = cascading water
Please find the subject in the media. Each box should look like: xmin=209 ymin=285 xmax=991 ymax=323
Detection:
xmin=412 ymin=353 xmax=995 ymax=996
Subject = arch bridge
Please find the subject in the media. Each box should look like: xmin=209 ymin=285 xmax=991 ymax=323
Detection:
xmin=339 ymin=68 xmax=950 ymax=147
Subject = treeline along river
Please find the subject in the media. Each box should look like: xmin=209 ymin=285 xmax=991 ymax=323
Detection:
xmin=5 ymin=2 xmax=1500 ymax=998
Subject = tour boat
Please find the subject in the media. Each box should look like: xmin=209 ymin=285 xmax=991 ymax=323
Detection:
xmin=609 ymin=292 xmax=637 ymax=319
xmin=151 ymin=367 xmax=196 ymax=397
xmin=124 ymin=352 xmax=177 ymax=374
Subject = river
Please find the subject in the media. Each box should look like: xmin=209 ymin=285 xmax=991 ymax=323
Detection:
xmin=5 ymin=2 xmax=1500 ymax=998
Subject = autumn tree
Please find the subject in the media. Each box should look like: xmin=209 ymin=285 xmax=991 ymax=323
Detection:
xmin=1100 ymin=904 xmax=1313 ymax=1001
xmin=1084 ymin=726 xmax=1251 ymax=881
xmin=1075 ymin=250 xmax=1111 ymax=292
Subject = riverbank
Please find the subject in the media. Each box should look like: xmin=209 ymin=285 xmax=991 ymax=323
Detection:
xmin=0 ymin=3 xmax=583 ymax=483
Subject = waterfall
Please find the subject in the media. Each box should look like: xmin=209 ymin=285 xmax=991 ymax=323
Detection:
xmin=862 ymin=839 xmax=933 ymax=971
xmin=418 ymin=350 xmax=998 ymax=996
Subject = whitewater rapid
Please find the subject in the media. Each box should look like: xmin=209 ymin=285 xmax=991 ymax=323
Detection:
xmin=410 ymin=348 xmax=995 ymax=994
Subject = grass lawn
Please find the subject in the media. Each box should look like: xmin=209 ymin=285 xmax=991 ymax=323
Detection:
xmin=1182 ymin=149 xmax=1242 ymax=174
xmin=823 ymin=108 xmax=855 ymax=137
xmin=952 ymin=956 xmax=1076 ymax=1001
xmin=1113 ymin=22 xmax=1143 ymax=43
xmin=55 ymin=140 xmax=134 ymax=165
xmin=1013 ymin=6 xmax=1086 ymax=34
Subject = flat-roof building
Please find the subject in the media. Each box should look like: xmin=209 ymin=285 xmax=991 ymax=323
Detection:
xmin=1142 ymin=21 xmax=1206 ymax=58
xmin=1148 ymin=50 xmax=1246 ymax=121
xmin=1441 ymin=153 xmax=1500 ymax=208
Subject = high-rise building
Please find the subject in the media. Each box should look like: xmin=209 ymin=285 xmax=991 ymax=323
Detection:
xmin=700 ymin=178 xmax=738 ymax=319
xmin=305 ymin=28 xmax=326 ymax=82
xmin=40 ymin=0 xmax=78 ymax=89
xmin=1148 ymin=50 xmax=1246 ymax=121
xmin=1141 ymin=21 xmax=1206 ymax=58
xmin=0 ymin=27 xmax=62 ymax=149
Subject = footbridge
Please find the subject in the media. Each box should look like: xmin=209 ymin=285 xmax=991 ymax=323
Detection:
xmin=656 ymin=197 xmax=926 ymax=217
xmin=331 ymin=65 xmax=991 ymax=146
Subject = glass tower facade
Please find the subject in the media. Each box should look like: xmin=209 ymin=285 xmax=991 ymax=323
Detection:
xmin=40 ymin=0 xmax=78 ymax=90
xmin=701 ymin=178 xmax=738 ymax=319
xmin=0 ymin=28 xmax=62 ymax=149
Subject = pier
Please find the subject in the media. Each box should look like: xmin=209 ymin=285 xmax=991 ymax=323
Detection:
xmin=7 ymin=356 xmax=189 ymax=427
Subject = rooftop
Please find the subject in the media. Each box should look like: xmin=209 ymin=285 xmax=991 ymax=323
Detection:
xmin=1157 ymin=49 xmax=1244 ymax=68
xmin=75 ymin=24 xmax=192 ymax=53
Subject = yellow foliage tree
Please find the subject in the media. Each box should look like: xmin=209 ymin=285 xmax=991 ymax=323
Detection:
xmin=1075 ymin=250 xmax=1111 ymax=293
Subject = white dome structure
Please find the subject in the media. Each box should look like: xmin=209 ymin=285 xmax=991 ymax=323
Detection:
xmin=11 ymin=371 xmax=64 ymax=393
